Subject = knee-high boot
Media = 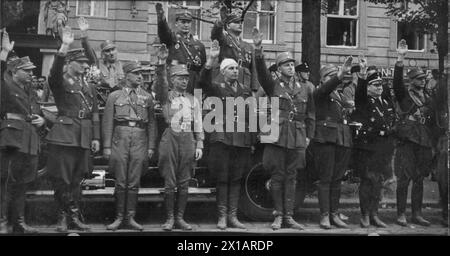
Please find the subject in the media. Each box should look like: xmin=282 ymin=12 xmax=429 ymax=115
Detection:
xmin=359 ymin=179 xmax=371 ymax=228
xmin=270 ymin=180 xmax=283 ymax=230
xmin=216 ymin=182 xmax=228 ymax=230
xmin=53 ymin=180 xmax=68 ymax=232
xmin=107 ymin=189 xmax=126 ymax=230
xmin=0 ymin=178 xmax=10 ymax=234
xmin=10 ymin=183 xmax=37 ymax=234
xmin=162 ymin=190 xmax=175 ymax=231
xmin=228 ymin=181 xmax=246 ymax=229
xmin=396 ymin=178 xmax=409 ymax=226
xmin=329 ymin=183 xmax=348 ymax=228
xmin=68 ymin=185 xmax=90 ymax=231
xmin=175 ymin=185 xmax=192 ymax=230
xmin=411 ymin=178 xmax=430 ymax=226
xmin=126 ymin=190 xmax=143 ymax=231
xmin=317 ymin=183 xmax=331 ymax=229
xmin=283 ymin=178 xmax=303 ymax=230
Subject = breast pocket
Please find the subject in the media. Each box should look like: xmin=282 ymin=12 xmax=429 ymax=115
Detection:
xmin=114 ymin=98 xmax=130 ymax=118
xmin=0 ymin=120 xmax=24 ymax=149
xmin=136 ymin=100 xmax=149 ymax=120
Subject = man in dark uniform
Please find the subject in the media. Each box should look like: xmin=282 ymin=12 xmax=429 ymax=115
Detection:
xmin=198 ymin=41 xmax=254 ymax=230
xmin=46 ymin=27 xmax=100 ymax=232
xmin=154 ymin=45 xmax=204 ymax=231
xmin=393 ymin=40 xmax=435 ymax=227
xmin=78 ymin=17 xmax=124 ymax=95
xmin=0 ymin=56 xmax=45 ymax=234
xmin=310 ymin=58 xmax=353 ymax=229
xmin=102 ymin=61 xmax=157 ymax=231
xmin=211 ymin=13 xmax=259 ymax=92
xmin=253 ymin=29 xmax=315 ymax=230
xmin=353 ymin=67 xmax=396 ymax=228
xmin=156 ymin=3 xmax=206 ymax=95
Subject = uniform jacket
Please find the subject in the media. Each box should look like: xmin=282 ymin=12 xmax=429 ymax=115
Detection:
xmin=353 ymin=78 xmax=396 ymax=151
xmin=154 ymin=65 xmax=204 ymax=149
xmin=393 ymin=62 xmax=434 ymax=148
xmin=0 ymin=72 xmax=42 ymax=155
xmin=102 ymin=86 xmax=157 ymax=150
xmin=81 ymin=35 xmax=124 ymax=89
xmin=198 ymin=66 xmax=255 ymax=148
xmin=211 ymin=21 xmax=260 ymax=91
xmin=313 ymin=75 xmax=352 ymax=147
xmin=254 ymin=49 xmax=315 ymax=149
xmin=46 ymin=53 xmax=100 ymax=149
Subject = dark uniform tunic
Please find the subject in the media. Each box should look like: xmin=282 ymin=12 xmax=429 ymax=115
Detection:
xmin=154 ymin=65 xmax=204 ymax=192
xmin=311 ymin=74 xmax=352 ymax=215
xmin=393 ymin=62 xmax=434 ymax=216
xmin=211 ymin=21 xmax=259 ymax=92
xmin=255 ymin=49 xmax=315 ymax=216
xmin=102 ymin=87 xmax=157 ymax=191
xmin=353 ymin=77 xmax=396 ymax=215
xmin=198 ymin=65 xmax=254 ymax=214
xmin=158 ymin=18 xmax=206 ymax=95
xmin=46 ymin=53 xmax=100 ymax=186
xmin=1 ymin=72 xmax=41 ymax=184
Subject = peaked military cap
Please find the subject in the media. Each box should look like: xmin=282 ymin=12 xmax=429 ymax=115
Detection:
xmin=367 ymin=72 xmax=382 ymax=85
xmin=224 ymin=13 xmax=243 ymax=24
xmin=320 ymin=64 xmax=338 ymax=80
xmin=9 ymin=56 xmax=36 ymax=71
xmin=66 ymin=48 xmax=89 ymax=62
xmin=100 ymin=40 xmax=116 ymax=52
xmin=407 ymin=67 xmax=427 ymax=80
xmin=123 ymin=61 xmax=143 ymax=74
xmin=276 ymin=52 xmax=295 ymax=67
xmin=295 ymin=62 xmax=310 ymax=72
xmin=176 ymin=10 xmax=193 ymax=21
xmin=170 ymin=64 xmax=190 ymax=76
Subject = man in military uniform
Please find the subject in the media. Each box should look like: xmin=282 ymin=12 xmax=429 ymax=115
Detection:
xmin=353 ymin=66 xmax=396 ymax=228
xmin=156 ymin=3 xmax=206 ymax=95
xmin=393 ymin=40 xmax=435 ymax=227
xmin=0 ymin=56 xmax=45 ymax=234
xmin=211 ymin=13 xmax=259 ymax=92
xmin=102 ymin=61 xmax=157 ymax=231
xmin=253 ymin=29 xmax=315 ymax=230
xmin=198 ymin=41 xmax=254 ymax=230
xmin=154 ymin=45 xmax=203 ymax=231
xmin=310 ymin=57 xmax=353 ymax=229
xmin=46 ymin=27 xmax=100 ymax=232
xmin=78 ymin=17 xmax=124 ymax=93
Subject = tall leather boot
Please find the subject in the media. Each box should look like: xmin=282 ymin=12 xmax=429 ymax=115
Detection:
xmin=369 ymin=178 xmax=387 ymax=228
xmin=53 ymin=183 xmax=68 ymax=233
xmin=317 ymin=183 xmax=331 ymax=229
xmin=107 ymin=190 xmax=126 ymax=231
xmin=11 ymin=184 xmax=38 ymax=234
xmin=68 ymin=203 xmax=90 ymax=231
xmin=162 ymin=191 xmax=175 ymax=231
xmin=411 ymin=178 xmax=430 ymax=226
xmin=228 ymin=182 xmax=246 ymax=229
xmin=359 ymin=179 xmax=371 ymax=228
xmin=216 ymin=182 xmax=228 ymax=230
xmin=329 ymin=183 xmax=348 ymax=228
xmin=396 ymin=178 xmax=409 ymax=226
xmin=0 ymin=179 xmax=10 ymax=234
xmin=126 ymin=190 xmax=143 ymax=231
xmin=283 ymin=179 xmax=304 ymax=230
xmin=175 ymin=186 xmax=192 ymax=230
xmin=270 ymin=181 xmax=283 ymax=230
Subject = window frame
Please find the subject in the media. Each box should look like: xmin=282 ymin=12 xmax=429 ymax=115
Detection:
xmin=325 ymin=0 xmax=360 ymax=48
xmin=241 ymin=1 xmax=277 ymax=44
xmin=75 ymin=0 xmax=109 ymax=18
xmin=166 ymin=1 xmax=203 ymax=39
xmin=396 ymin=22 xmax=428 ymax=52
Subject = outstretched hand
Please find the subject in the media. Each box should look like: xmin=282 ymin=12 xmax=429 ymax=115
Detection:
xmin=1 ymin=28 xmax=15 ymax=52
xmin=61 ymin=26 xmax=74 ymax=46
xmin=252 ymin=27 xmax=263 ymax=48
xmin=210 ymin=40 xmax=220 ymax=59
xmin=155 ymin=3 xmax=164 ymax=17
xmin=341 ymin=56 xmax=353 ymax=74
xmin=157 ymin=43 xmax=169 ymax=62
xmin=77 ymin=16 xmax=89 ymax=32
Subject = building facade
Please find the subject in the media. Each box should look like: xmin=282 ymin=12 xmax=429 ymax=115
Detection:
xmin=32 ymin=0 xmax=439 ymax=77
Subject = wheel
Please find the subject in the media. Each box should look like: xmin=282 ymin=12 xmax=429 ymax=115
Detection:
xmin=239 ymin=162 xmax=273 ymax=221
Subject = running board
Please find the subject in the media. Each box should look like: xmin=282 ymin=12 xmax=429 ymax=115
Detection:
xmin=26 ymin=187 xmax=216 ymax=202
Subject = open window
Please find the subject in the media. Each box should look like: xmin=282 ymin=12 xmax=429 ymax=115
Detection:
xmin=76 ymin=0 xmax=108 ymax=17
xmin=325 ymin=0 xmax=359 ymax=47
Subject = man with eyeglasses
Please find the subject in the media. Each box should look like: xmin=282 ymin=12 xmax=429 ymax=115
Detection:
xmin=352 ymin=62 xmax=396 ymax=228
xmin=393 ymin=40 xmax=435 ymax=227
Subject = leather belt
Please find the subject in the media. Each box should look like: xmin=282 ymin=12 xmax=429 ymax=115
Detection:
xmin=4 ymin=113 xmax=33 ymax=122
xmin=60 ymin=110 xmax=92 ymax=119
xmin=279 ymin=111 xmax=306 ymax=122
xmin=115 ymin=120 xmax=146 ymax=129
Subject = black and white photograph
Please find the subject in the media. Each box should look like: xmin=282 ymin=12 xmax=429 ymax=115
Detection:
xmin=0 ymin=0 xmax=448 ymax=242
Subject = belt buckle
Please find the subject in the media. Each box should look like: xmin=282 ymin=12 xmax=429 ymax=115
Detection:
xmin=78 ymin=110 xmax=85 ymax=119
xmin=288 ymin=111 xmax=294 ymax=122
xmin=129 ymin=121 xmax=137 ymax=127
xmin=180 ymin=122 xmax=189 ymax=130
xmin=237 ymin=59 xmax=243 ymax=67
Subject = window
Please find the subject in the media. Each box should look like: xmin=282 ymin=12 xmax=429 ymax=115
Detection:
xmin=76 ymin=0 xmax=108 ymax=17
xmin=167 ymin=1 xmax=202 ymax=38
xmin=396 ymin=2 xmax=426 ymax=51
xmin=326 ymin=0 xmax=359 ymax=47
xmin=242 ymin=1 xmax=276 ymax=43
